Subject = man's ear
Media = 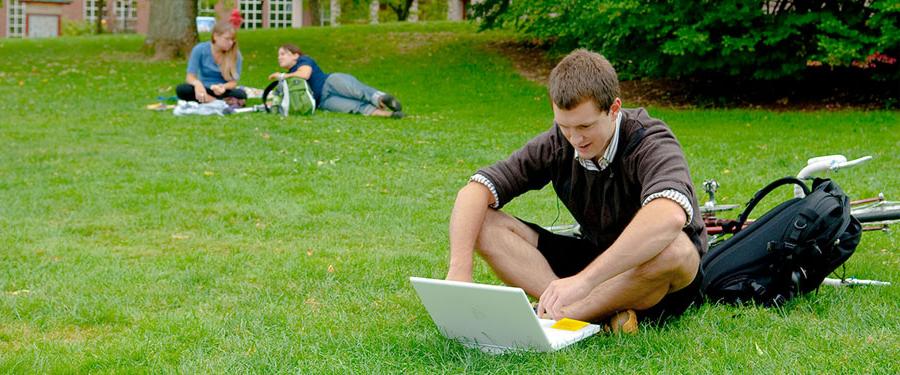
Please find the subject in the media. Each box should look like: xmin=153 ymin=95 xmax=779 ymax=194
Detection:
xmin=609 ymin=98 xmax=622 ymax=116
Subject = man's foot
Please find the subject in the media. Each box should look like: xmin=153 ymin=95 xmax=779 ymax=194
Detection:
xmin=390 ymin=111 xmax=405 ymax=119
xmin=605 ymin=309 xmax=638 ymax=334
xmin=379 ymin=94 xmax=402 ymax=112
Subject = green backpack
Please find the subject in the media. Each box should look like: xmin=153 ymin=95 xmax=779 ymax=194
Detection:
xmin=262 ymin=78 xmax=316 ymax=116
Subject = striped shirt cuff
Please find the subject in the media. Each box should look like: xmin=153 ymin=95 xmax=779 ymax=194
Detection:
xmin=469 ymin=173 xmax=500 ymax=208
xmin=642 ymin=189 xmax=694 ymax=227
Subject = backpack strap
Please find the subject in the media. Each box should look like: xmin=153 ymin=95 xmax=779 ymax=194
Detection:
xmin=735 ymin=177 xmax=811 ymax=233
xmin=260 ymin=80 xmax=280 ymax=113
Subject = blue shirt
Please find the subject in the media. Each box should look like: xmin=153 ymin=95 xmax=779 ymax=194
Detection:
xmin=186 ymin=41 xmax=243 ymax=87
xmin=290 ymin=55 xmax=329 ymax=104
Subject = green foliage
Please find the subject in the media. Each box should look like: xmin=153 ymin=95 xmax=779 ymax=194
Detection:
xmin=337 ymin=0 xmax=374 ymax=24
xmin=197 ymin=0 xmax=218 ymax=17
xmin=61 ymin=20 xmax=96 ymax=37
xmin=201 ymin=0 xmax=233 ymax=10
xmin=385 ymin=0 xmax=449 ymax=21
xmin=472 ymin=0 xmax=900 ymax=80
xmin=418 ymin=0 xmax=449 ymax=21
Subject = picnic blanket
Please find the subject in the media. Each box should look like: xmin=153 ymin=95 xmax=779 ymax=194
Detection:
xmin=242 ymin=86 xmax=264 ymax=99
xmin=173 ymin=100 xmax=233 ymax=116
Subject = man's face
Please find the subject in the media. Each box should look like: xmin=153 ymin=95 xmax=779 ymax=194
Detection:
xmin=553 ymin=98 xmax=621 ymax=161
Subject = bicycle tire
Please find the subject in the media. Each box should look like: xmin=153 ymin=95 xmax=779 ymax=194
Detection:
xmin=852 ymin=201 xmax=900 ymax=223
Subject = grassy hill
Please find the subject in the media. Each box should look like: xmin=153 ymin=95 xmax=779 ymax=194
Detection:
xmin=0 ymin=22 xmax=898 ymax=372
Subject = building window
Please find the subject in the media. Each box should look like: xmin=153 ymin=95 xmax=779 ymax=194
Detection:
xmin=238 ymin=0 xmax=263 ymax=29
xmin=84 ymin=0 xmax=99 ymax=24
xmin=269 ymin=0 xmax=293 ymax=28
xmin=115 ymin=0 xmax=137 ymax=32
xmin=6 ymin=0 xmax=25 ymax=38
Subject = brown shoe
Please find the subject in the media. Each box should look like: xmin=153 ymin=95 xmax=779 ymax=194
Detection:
xmin=606 ymin=309 xmax=639 ymax=334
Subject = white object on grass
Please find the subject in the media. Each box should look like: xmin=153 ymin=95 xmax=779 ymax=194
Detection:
xmin=410 ymin=277 xmax=600 ymax=354
xmin=821 ymin=277 xmax=891 ymax=287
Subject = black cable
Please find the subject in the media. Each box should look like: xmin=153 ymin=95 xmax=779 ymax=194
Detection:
xmin=549 ymin=195 xmax=561 ymax=228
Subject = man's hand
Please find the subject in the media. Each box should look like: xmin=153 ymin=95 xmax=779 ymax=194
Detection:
xmin=536 ymin=275 xmax=592 ymax=320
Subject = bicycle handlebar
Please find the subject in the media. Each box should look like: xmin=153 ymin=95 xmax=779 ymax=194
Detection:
xmin=797 ymin=155 xmax=873 ymax=179
xmin=793 ymin=155 xmax=873 ymax=197
xmin=836 ymin=156 xmax=874 ymax=169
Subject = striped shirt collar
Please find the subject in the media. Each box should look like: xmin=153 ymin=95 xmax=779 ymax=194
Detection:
xmin=575 ymin=110 xmax=622 ymax=172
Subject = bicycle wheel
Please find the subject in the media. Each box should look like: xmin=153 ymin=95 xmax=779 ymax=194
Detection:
xmin=852 ymin=201 xmax=900 ymax=224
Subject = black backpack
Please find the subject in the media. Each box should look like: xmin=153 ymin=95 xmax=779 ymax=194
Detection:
xmin=700 ymin=177 xmax=861 ymax=306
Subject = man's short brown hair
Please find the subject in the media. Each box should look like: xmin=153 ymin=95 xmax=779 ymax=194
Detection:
xmin=548 ymin=49 xmax=620 ymax=112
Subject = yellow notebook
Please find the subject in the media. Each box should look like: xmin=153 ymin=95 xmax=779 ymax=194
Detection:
xmin=551 ymin=318 xmax=590 ymax=331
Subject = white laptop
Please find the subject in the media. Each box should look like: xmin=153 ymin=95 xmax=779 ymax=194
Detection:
xmin=410 ymin=277 xmax=601 ymax=354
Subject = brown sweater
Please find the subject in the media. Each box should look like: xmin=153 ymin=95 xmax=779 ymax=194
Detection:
xmin=477 ymin=108 xmax=708 ymax=254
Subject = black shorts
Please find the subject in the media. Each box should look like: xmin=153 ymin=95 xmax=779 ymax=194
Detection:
xmin=521 ymin=219 xmax=703 ymax=324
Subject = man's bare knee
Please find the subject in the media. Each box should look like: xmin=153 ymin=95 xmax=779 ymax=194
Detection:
xmin=474 ymin=210 xmax=539 ymax=257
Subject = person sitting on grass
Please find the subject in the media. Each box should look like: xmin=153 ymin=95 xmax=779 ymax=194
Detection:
xmin=445 ymin=49 xmax=708 ymax=333
xmin=176 ymin=22 xmax=246 ymax=106
xmin=267 ymin=44 xmax=404 ymax=119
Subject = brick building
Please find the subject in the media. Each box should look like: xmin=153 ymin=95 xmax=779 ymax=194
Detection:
xmin=1 ymin=0 xmax=471 ymax=38
xmin=0 ymin=0 xmax=310 ymax=38
xmin=1 ymin=0 xmax=147 ymax=38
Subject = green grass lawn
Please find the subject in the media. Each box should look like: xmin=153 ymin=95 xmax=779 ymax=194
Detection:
xmin=1 ymin=22 xmax=898 ymax=373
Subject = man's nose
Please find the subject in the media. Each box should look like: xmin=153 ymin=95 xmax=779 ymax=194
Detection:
xmin=570 ymin=131 xmax=583 ymax=144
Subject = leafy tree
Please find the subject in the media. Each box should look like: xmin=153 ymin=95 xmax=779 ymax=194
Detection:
xmin=472 ymin=0 xmax=899 ymax=80
xmin=386 ymin=0 xmax=415 ymax=21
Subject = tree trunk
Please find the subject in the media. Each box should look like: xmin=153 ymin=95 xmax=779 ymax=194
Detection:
xmin=370 ymin=0 xmax=379 ymax=24
xmin=95 ymin=0 xmax=106 ymax=34
xmin=330 ymin=0 xmax=341 ymax=26
xmin=448 ymin=0 xmax=462 ymax=21
xmin=307 ymin=0 xmax=322 ymax=26
xmin=145 ymin=0 xmax=198 ymax=60
xmin=389 ymin=0 xmax=413 ymax=21
xmin=408 ymin=0 xmax=418 ymax=22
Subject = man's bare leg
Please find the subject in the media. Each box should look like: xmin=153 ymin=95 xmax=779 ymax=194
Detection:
xmin=473 ymin=209 xmax=559 ymax=297
xmin=473 ymin=209 xmax=699 ymax=322
xmin=561 ymin=232 xmax=700 ymax=322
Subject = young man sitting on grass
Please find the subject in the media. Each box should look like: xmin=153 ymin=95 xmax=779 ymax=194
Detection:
xmin=445 ymin=49 xmax=708 ymax=333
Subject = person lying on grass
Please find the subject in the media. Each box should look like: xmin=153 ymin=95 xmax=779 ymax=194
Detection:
xmin=267 ymin=44 xmax=404 ymax=119
xmin=445 ymin=49 xmax=708 ymax=333
xmin=175 ymin=22 xmax=247 ymax=106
